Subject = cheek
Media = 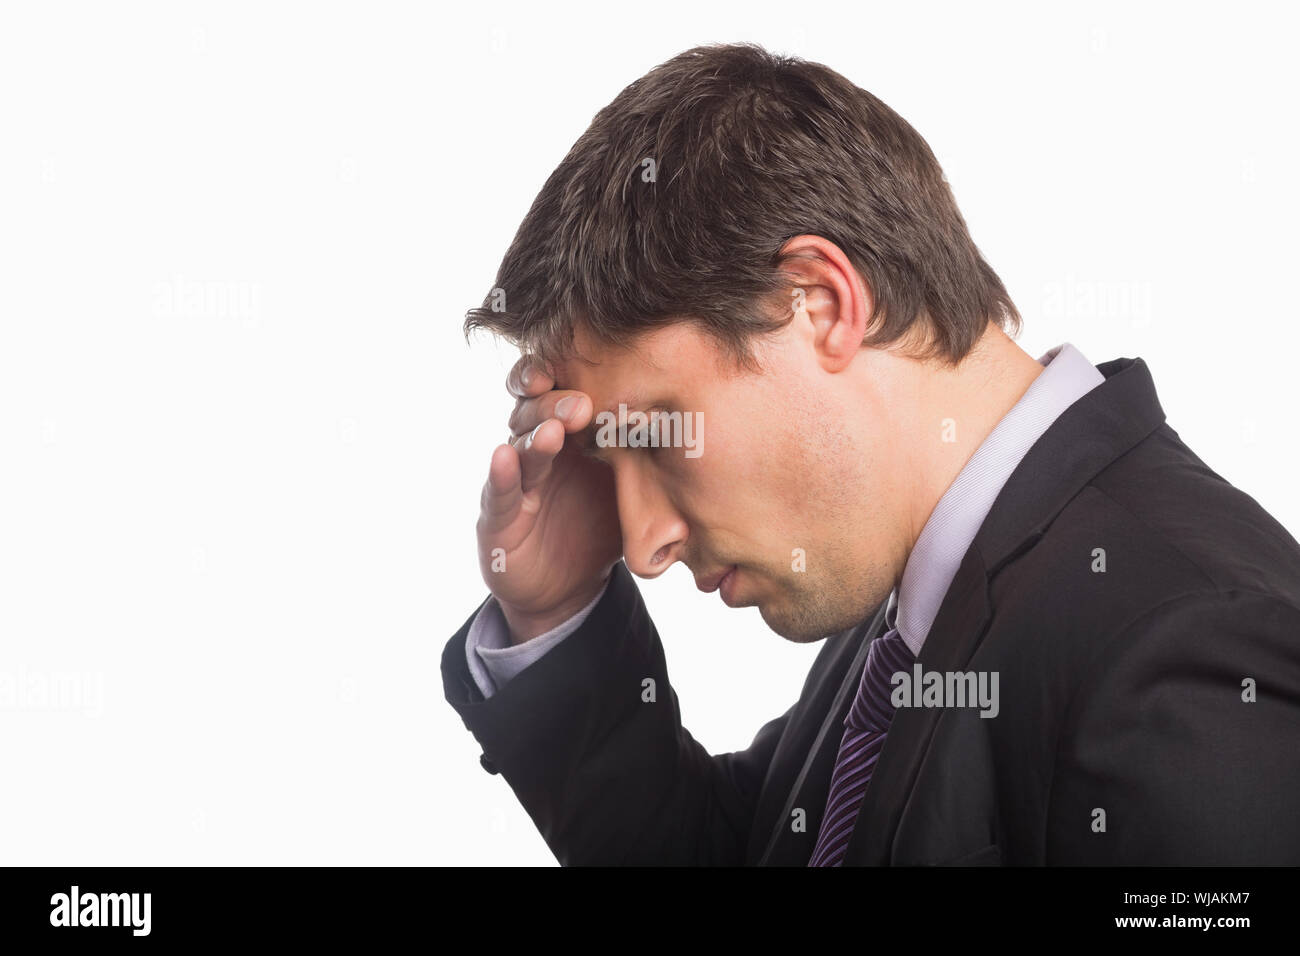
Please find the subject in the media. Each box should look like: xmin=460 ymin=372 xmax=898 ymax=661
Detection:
xmin=685 ymin=416 xmax=767 ymax=492
xmin=680 ymin=417 xmax=811 ymax=529
xmin=662 ymin=417 xmax=762 ymax=526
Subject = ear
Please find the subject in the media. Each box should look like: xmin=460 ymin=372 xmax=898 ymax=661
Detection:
xmin=776 ymin=235 xmax=874 ymax=373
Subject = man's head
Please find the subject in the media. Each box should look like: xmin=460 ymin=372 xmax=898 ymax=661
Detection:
xmin=468 ymin=43 xmax=1032 ymax=641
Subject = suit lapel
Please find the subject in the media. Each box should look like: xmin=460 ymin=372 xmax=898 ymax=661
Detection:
xmin=840 ymin=356 xmax=1168 ymax=865
xmin=843 ymin=545 xmax=992 ymax=864
xmin=755 ymin=600 xmax=887 ymax=866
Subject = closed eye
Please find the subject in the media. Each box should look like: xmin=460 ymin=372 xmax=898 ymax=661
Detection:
xmin=575 ymin=406 xmax=676 ymax=462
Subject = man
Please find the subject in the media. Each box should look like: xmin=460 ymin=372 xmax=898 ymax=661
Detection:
xmin=441 ymin=42 xmax=1300 ymax=865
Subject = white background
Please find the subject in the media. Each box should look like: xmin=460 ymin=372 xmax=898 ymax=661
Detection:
xmin=1 ymin=1 xmax=1296 ymax=865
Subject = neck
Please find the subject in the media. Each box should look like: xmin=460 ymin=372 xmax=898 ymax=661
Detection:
xmin=892 ymin=322 xmax=1045 ymax=574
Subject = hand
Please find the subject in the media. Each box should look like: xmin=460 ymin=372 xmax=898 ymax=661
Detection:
xmin=475 ymin=356 xmax=622 ymax=643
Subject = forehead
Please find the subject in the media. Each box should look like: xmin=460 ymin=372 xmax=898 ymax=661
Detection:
xmin=550 ymin=322 xmax=732 ymax=397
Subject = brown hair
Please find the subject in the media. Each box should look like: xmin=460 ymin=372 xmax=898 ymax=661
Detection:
xmin=464 ymin=42 xmax=1020 ymax=371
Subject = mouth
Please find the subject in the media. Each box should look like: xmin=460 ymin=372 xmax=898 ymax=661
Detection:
xmin=695 ymin=564 xmax=742 ymax=605
xmin=694 ymin=565 xmax=737 ymax=593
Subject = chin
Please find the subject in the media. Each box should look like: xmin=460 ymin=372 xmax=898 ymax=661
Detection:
xmin=758 ymin=602 xmax=836 ymax=644
xmin=760 ymin=589 xmax=870 ymax=644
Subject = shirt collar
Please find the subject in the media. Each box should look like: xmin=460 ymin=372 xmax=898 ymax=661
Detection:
xmin=889 ymin=342 xmax=1106 ymax=655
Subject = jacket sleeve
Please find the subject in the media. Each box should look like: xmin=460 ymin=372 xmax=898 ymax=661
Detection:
xmin=1047 ymin=587 xmax=1300 ymax=864
xmin=441 ymin=560 xmax=793 ymax=865
xmin=466 ymin=581 xmax=609 ymax=699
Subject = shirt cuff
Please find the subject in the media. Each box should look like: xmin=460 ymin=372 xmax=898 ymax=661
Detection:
xmin=464 ymin=577 xmax=612 ymax=699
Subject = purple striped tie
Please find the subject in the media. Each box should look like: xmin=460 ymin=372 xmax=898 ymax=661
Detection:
xmin=808 ymin=624 xmax=915 ymax=867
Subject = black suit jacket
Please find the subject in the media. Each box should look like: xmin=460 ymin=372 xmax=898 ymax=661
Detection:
xmin=442 ymin=356 xmax=1300 ymax=865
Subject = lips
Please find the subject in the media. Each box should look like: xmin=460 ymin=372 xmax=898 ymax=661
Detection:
xmin=695 ymin=565 xmax=737 ymax=593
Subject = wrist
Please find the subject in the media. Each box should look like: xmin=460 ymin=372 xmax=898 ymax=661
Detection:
xmin=498 ymin=579 xmax=608 ymax=645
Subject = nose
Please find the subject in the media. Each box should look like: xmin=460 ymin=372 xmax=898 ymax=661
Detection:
xmin=613 ymin=460 xmax=688 ymax=578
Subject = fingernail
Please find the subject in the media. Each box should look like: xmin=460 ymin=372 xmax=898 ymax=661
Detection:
xmin=554 ymin=395 xmax=578 ymax=420
xmin=525 ymin=421 xmax=544 ymax=449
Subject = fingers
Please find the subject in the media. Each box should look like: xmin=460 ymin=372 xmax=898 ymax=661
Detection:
xmin=480 ymin=443 xmax=524 ymax=532
xmin=479 ymin=415 xmax=569 ymax=534
xmin=507 ymin=390 xmax=592 ymax=439
xmin=506 ymin=356 xmax=554 ymax=399
xmin=493 ymin=356 xmax=591 ymax=506
xmin=514 ymin=417 xmax=565 ymax=493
